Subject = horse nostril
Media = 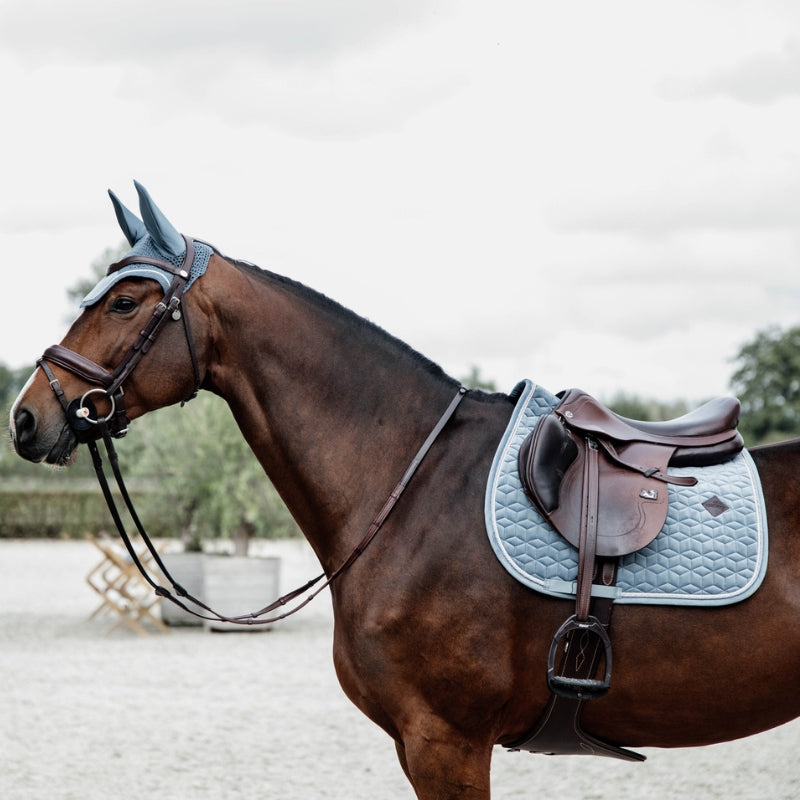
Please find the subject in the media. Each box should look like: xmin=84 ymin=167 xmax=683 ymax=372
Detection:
xmin=13 ymin=408 xmax=37 ymax=446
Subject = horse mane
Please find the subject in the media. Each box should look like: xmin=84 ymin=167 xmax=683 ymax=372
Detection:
xmin=221 ymin=253 xmax=461 ymax=388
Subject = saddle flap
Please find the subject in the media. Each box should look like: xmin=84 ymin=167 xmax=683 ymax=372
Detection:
xmin=519 ymin=415 xmax=671 ymax=558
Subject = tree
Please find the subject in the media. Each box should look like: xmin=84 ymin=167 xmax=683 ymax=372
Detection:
xmin=1 ymin=242 xmax=301 ymax=542
xmin=461 ymin=366 xmax=497 ymax=392
xmin=125 ymin=393 xmax=301 ymax=549
xmin=67 ymin=243 xmax=129 ymax=304
xmin=0 ymin=364 xmax=33 ymax=407
xmin=729 ymin=325 xmax=800 ymax=445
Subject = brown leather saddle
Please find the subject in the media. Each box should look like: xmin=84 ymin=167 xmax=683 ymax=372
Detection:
xmin=519 ymin=388 xmax=743 ymax=560
xmin=509 ymin=388 xmax=743 ymax=760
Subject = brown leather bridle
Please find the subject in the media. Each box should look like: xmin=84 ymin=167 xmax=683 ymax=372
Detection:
xmin=37 ymin=234 xmax=201 ymax=442
xmin=34 ymin=243 xmax=468 ymax=624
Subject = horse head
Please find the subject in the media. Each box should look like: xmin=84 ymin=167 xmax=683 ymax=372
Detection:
xmin=10 ymin=182 xmax=213 ymax=465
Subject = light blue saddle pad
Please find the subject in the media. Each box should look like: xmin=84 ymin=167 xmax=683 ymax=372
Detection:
xmin=485 ymin=380 xmax=768 ymax=606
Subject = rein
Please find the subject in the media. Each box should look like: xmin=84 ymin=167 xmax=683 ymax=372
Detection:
xmin=85 ymin=386 xmax=467 ymax=626
xmin=36 ymin=239 xmax=468 ymax=625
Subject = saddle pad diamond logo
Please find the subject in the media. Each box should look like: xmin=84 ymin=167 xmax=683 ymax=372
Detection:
xmin=702 ymin=496 xmax=730 ymax=517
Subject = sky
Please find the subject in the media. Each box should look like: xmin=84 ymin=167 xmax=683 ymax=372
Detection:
xmin=2 ymin=0 xmax=800 ymax=403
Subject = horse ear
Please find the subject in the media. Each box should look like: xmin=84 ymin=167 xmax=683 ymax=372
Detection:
xmin=134 ymin=180 xmax=185 ymax=257
xmin=108 ymin=189 xmax=147 ymax=246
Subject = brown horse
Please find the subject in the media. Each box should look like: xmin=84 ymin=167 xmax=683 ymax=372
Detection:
xmin=9 ymin=184 xmax=800 ymax=799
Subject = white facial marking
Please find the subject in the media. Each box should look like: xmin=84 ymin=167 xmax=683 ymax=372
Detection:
xmin=9 ymin=368 xmax=40 ymax=438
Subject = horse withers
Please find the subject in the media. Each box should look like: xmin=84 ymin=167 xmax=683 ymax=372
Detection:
xmin=9 ymin=183 xmax=800 ymax=799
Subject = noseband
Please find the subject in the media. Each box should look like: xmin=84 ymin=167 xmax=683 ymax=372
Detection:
xmin=37 ymin=235 xmax=202 ymax=440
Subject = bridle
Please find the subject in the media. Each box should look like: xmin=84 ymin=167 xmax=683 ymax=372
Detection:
xmin=35 ymin=239 xmax=468 ymax=625
xmin=37 ymin=234 xmax=202 ymax=442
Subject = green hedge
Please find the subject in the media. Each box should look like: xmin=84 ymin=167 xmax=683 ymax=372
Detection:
xmin=0 ymin=484 xmax=158 ymax=539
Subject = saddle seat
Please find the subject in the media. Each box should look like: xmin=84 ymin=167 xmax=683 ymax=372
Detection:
xmin=559 ymin=389 xmax=743 ymax=466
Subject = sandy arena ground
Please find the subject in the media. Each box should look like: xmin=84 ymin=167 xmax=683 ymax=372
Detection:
xmin=0 ymin=539 xmax=798 ymax=800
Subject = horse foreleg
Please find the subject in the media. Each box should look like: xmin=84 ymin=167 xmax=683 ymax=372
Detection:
xmin=398 ymin=725 xmax=492 ymax=800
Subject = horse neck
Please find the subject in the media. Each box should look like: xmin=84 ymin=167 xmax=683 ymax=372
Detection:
xmin=198 ymin=258 xmax=461 ymax=569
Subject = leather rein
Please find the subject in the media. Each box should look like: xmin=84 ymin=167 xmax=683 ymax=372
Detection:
xmin=37 ymin=240 xmax=468 ymax=626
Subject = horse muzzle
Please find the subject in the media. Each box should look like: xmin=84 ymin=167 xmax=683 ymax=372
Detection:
xmin=10 ymin=347 xmax=131 ymax=465
xmin=11 ymin=377 xmax=126 ymax=465
xmin=10 ymin=400 xmax=77 ymax=465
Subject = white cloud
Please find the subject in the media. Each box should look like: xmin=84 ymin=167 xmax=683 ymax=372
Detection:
xmin=659 ymin=38 xmax=800 ymax=106
xmin=549 ymin=169 xmax=800 ymax=238
xmin=0 ymin=0 xmax=471 ymax=141
xmin=2 ymin=0 xmax=800 ymax=405
xmin=121 ymin=49 xmax=471 ymax=139
xmin=0 ymin=0 xmax=448 ymax=65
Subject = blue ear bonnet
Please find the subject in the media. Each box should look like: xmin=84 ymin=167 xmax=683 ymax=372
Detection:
xmin=81 ymin=236 xmax=212 ymax=307
xmin=81 ymin=181 xmax=212 ymax=308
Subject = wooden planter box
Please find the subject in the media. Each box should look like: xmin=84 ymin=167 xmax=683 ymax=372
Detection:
xmin=159 ymin=553 xmax=281 ymax=632
xmin=159 ymin=551 xmax=206 ymax=627
xmin=202 ymin=555 xmax=281 ymax=633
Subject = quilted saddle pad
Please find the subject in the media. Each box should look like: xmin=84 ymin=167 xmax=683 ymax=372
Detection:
xmin=485 ymin=380 xmax=768 ymax=606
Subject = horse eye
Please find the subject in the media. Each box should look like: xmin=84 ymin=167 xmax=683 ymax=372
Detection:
xmin=109 ymin=297 xmax=137 ymax=314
